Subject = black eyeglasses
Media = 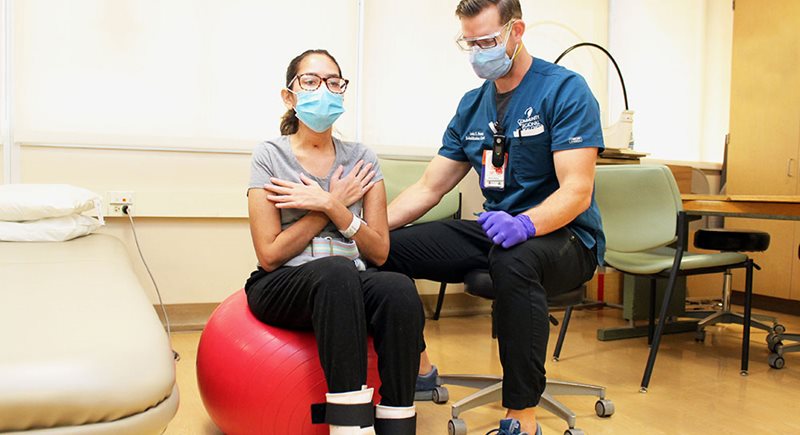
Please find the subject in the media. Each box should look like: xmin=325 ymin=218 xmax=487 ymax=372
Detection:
xmin=288 ymin=73 xmax=349 ymax=94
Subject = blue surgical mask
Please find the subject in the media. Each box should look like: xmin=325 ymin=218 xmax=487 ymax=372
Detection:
xmin=469 ymin=41 xmax=519 ymax=81
xmin=291 ymin=87 xmax=345 ymax=133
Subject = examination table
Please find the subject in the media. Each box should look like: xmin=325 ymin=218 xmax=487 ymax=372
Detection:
xmin=0 ymin=234 xmax=178 ymax=434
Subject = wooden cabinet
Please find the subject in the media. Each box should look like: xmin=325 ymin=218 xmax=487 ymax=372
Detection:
xmin=727 ymin=219 xmax=796 ymax=300
xmin=727 ymin=0 xmax=800 ymax=301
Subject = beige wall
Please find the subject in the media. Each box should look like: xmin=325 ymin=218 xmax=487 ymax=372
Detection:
xmin=19 ymin=145 xmax=255 ymax=304
xmin=10 ymin=142 xmax=484 ymax=305
xmin=20 ymin=145 xmax=250 ymax=217
xmin=14 ymin=144 xmax=484 ymax=305
xmin=12 ymin=145 xmax=723 ymax=305
xmin=98 ymin=218 xmax=254 ymax=304
xmin=2 ymin=2 xmax=736 ymax=307
xmin=101 ymin=215 xmax=473 ymax=305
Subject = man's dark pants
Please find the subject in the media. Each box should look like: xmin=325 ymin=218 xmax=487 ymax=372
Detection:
xmin=381 ymin=219 xmax=597 ymax=409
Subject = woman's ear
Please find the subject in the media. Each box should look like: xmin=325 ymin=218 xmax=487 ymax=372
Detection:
xmin=281 ymin=89 xmax=295 ymax=111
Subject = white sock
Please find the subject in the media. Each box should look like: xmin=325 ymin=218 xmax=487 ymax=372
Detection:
xmin=375 ymin=404 xmax=416 ymax=420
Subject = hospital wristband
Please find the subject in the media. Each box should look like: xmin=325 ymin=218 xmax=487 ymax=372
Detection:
xmin=339 ymin=213 xmax=363 ymax=239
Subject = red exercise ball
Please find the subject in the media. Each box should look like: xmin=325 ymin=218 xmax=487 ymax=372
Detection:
xmin=197 ymin=289 xmax=382 ymax=435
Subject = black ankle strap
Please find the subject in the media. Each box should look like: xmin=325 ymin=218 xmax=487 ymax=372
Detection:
xmin=374 ymin=414 xmax=417 ymax=435
xmin=311 ymin=402 xmax=375 ymax=427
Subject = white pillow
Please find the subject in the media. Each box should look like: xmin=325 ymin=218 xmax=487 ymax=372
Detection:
xmin=0 ymin=184 xmax=102 ymax=221
xmin=0 ymin=215 xmax=102 ymax=242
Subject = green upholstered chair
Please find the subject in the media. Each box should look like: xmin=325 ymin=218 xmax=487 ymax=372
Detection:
xmin=595 ymin=165 xmax=758 ymax=392
xmin=381 ymin=157 xmax=462 ymax=225
xmin=380 ymin=157 xmax=461 ymax=321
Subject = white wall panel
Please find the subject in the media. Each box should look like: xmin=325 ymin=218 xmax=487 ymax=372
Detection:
xmin=13 ymin=0 xmax=359 ymax=147
xmin=362 ymin=0 xmax=609 ymax=155
xmin=609 ymin=0 xmax=733 ymax=162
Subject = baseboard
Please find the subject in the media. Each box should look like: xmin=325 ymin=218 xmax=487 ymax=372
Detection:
xmin=420 ymin=292 xmax=493 ymax=319
xmin=731 ymin=291 xmax=800 ymax=316
xmin=155 ymin=303 xmax=219 ymax=332
xmin=155 ymin=292 xmax=494 ymax=332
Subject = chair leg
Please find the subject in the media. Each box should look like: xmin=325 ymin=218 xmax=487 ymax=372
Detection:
xmin=545 ymin=379 xmax=607 ymax=399
xmin=689 ymin=266 xmax=774 ymax=334
xmin=433 ymin=282 xmax=447 ymax=320
xmin=553 ymin=306 xmax=573 ymax=361
xmin=648 ymin=278 xmax=657 ymax=345
xmin=741 ymin=259 xmax=754 ymax=375
xmin=491 ymin=301 xmax=497 ymax=339
xmin=641 ymin=256 xmax=684 ymax=392
xmin=440 ymin=375 xmax=608 ymax=429
xmin=448 ymin=381 xmax=502 ymax=419
xmin=538 ymin=392 xmax=577 ymax=430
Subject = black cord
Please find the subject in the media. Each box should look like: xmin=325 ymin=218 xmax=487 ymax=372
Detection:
xmin=554 ymin=42 xmax=629 ymax=111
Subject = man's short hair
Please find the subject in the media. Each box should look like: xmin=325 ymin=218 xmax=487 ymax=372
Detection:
xmin=455 ymin=0 xmax=523 ymax=24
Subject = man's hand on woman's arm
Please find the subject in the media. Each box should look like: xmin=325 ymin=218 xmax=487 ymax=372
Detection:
xmin=387 ymin=156 xmax=471 ymax=230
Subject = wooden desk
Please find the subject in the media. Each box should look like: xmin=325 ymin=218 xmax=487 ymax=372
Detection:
xmin=681 ymin=194 xmax=800 ymax=220
xmin=681 ymin=194 xmax=800 ymax=307
xmin=598 ymin=148 xmax=648 ymax=165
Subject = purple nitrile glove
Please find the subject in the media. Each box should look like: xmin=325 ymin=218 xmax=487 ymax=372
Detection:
xmin=477 ymin=211 xmax=537 ymax=248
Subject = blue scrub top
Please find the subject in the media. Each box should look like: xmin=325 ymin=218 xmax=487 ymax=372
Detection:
xmin=438 ymin=57 xmax=606 ymax=265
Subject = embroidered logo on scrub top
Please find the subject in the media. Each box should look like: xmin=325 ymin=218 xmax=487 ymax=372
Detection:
xmin=466 ymin=131 xmax=486 ymax=141
xmin=514 ymin=106 xmax=544 ymax=137
xmin=525 ymin=107 xmax=534 ymax=118
xmin=569 ymin=136 xmax=584 ymax=144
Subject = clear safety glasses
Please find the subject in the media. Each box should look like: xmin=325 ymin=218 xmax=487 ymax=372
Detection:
xmin=455 ymin=20 xmax=515 ymax=51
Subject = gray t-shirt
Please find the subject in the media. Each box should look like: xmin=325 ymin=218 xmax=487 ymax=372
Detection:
xmin=248 ymin=135 xmax=384 ymax=267
xmin=496 ymin=88 xmax=515 ymax=127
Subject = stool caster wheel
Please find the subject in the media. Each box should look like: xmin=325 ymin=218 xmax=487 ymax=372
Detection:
xmin=432 ymin=386 xmax=449 ymax=404
xmin=768 ymin=353 xmax=786 ymax=369
xmin=564 ymin=429 xmax=585 ymax=435
xmin=767 ymin=335 xmax=783 ymax=352
xmin=773 ymin=324 xmax=786 ymax=335
xmin=448 ymin=418 xmax=467 ymax=435
xmin=695 ymin=330 xmax=706 ymax=342
xmin=595 ymin=399 xmax=615 ymax=417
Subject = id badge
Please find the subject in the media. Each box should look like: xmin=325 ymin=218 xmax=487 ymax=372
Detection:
xmin=481 ymin=149 xmax=506 ymax=190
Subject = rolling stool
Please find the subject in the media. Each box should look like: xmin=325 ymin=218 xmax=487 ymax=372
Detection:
xmin=689 ymin=228 xmax=783 ymax=344
xmin=439 ymin=270 xmax=613 ymax=435
xmin=767 ymin=330 xmax=800 ymax=369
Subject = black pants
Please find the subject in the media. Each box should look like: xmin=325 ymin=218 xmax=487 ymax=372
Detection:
xmin=245 ymin=256 xmax=425 ymax=407
xmin=381 ymin=220 xmax=597 ymax=409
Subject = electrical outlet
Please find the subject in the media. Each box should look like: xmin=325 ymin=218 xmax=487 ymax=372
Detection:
xmin=107 ymin=191 xmax=134 ymax=216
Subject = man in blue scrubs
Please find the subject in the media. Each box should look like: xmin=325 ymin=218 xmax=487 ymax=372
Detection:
xmin=381 ymin=1 xmax=605 ymax=433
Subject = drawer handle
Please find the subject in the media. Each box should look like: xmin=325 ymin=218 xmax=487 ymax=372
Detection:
xmin=789 ymin=158 xmax=795 ymax=177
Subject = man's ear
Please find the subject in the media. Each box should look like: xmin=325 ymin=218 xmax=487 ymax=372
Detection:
xmin=511 ymin=19 xmax=526 ymax=43
xmin=281 ymin=89 xmax=295 ymax=111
